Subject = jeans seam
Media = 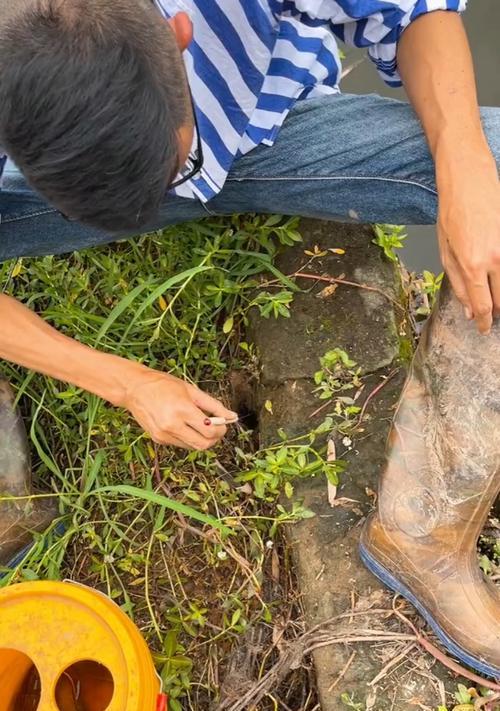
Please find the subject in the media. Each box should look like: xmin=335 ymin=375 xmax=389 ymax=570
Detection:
xmin=226 ymin=174 xmax=438 ymax=196
xmin=1 ymin=208 xmax=57 ymax=224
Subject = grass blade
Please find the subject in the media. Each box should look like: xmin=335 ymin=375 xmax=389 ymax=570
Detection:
xmin=94 ymin=484 xmax=232 ymax=535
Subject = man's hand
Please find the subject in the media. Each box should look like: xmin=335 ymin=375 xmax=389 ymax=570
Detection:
xmin=0 ymin=294 xmax=237 ymax=451
xmin=437 ymin=153 xmax=500 ymax=334
xmin=122 ymin=369 xmax=238 ymax=450
xmin=397 ymin=11 xmax=500 ymax=334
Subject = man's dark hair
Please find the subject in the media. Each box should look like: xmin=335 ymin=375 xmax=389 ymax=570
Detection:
xmin=0 ymin=0 xmax=190 ymax=231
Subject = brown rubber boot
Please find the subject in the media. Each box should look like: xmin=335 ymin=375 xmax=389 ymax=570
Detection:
xmin=0 ymin=377 xmax=57 ymax=567
xmin=360 ymin=280 xmax=500 ymax=678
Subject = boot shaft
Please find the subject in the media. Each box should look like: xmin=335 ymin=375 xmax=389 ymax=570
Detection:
xmin=0 ymin=376 xmax=57 ymax=566
xmin=379 ymin=280 xmax=500 ymax=544
xmin=0 ymin=378 xmax=31 ymax=496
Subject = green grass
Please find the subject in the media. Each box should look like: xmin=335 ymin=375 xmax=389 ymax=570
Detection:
xmin=0 ymin=215 xmax=455 ymax=709
xmin=0 ymin=214 xmax=331 ymax=709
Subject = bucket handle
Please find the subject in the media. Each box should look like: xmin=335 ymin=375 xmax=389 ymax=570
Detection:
xmin=157 ymin=693 xmax=168 ymax=711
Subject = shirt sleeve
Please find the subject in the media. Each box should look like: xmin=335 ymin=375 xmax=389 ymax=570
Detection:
xmin=326 ymin=0 xmax=466 ymax=87
xmin=307 ymin=0 xmax=467 ymax=87
xmin=361 ymin=0 xmax=468 ymax=86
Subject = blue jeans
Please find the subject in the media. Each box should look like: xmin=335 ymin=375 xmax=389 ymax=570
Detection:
xmin=1 ymin=93 xmax=499 ymax=261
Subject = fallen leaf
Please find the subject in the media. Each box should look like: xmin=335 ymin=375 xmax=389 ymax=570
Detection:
xmin=158 ymin=294 xmax=167 ymax=311
xmin=317 ymin=283 xmax=338 ymax=299
xmin=328 ymin=481 xmax=338 ymax=507
xmin=327 ymin=440 xmax=338 ymax=506
xmin=271 ymin=548 xmax=280 ymax=583
xmin=304 ymin=244 xmax=328 ymax=257
xmin=11 ymin=261 xmax=23 ymax=278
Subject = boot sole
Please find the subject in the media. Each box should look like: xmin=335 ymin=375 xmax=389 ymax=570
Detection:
xmin=2 ymin=521 xmax=66 ymax=575
xmin=359 ymin=541 xmax=500 ymax=680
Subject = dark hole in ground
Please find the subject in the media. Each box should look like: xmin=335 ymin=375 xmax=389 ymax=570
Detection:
xmin=236 ymin=403 xmax=259 ymax=432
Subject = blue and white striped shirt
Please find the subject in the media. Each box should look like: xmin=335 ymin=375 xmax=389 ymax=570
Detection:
xmin=156 ymin=0 xmax=467 ymax=202
xmin=0 ymin=0 xmax=467 ymax=204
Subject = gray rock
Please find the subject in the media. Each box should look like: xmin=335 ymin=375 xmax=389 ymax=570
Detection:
xmin=250 ymin=221 xmax=401 ymax=388
xmin=251 ymin=220 xmax=462 ymax=710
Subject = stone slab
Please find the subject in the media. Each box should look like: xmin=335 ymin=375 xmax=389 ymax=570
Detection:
xmin=250 ymin=220 xmax=401 ymax=386
xmin=252 ymin=220 xmax=467 ymax=710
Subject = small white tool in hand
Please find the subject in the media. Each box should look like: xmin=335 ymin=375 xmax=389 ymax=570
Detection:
xmin=205 ymin=416 xmax=239 ymax=426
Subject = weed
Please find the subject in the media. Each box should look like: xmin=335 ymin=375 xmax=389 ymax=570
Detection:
xmin=313 ymin=348 xmax=362 ymax=433
xmin=235 ymin=419 xmax=343 ymax=503
xmin=340 ymin=691 xmax=364 ymax=710
xmin=0 ymin=214 xmax=325 ymax=708
xmin=432 ymin=683 xmax=500 ymax=710
xmin=372 ymin=224 xmax=407 ymax=262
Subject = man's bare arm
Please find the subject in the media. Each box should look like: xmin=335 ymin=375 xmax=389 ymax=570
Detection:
xmin=398 ymin=10 xmax=500 ymax=334
xmin=0 ymin=293 xmax=235 ymax=449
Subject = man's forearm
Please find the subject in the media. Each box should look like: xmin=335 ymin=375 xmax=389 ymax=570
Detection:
xmin=397 ymin=11 xmax=495 ymax=174
xmin=0 ymin=293 xmax=145 ymax=406
xmin=397 ymin=10 xmax=500 ymax=335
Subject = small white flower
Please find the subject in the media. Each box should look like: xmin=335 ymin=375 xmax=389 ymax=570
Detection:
xmin=266 ymin=540 xmax=274 ymax=549
xmin=217 ymin=550 xmax=228 ymax=561
xmin=342 ymin=436 xmax=352 ymax=448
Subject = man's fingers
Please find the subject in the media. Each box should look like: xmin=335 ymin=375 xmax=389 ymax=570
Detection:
xmin=445 ymin=246 xmax=493 ymax=331
xmin=188 ymin=410 xmax=228 ymax=439
xmin=442 ymin=250 xmax=471 ymax=316
xmin=489 ymin=273 xmax=500 ymax=317
xmin=166 ymin=435 xmax=193 ymax=449
xmin=465 ymin=271 xmax=493 ymax=334
xmin=150 ymin=422 xmax=219 ymax=450
xmin=188 ymin=385 xmax=238 ymax=420
xmin=178 ymin=424 xmax=219 ymax=451
xmin=148 ymin=429 xmax=193 ymax=449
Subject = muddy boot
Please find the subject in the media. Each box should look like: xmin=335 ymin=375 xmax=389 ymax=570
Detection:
xmin=0 ymin=378 xmax=57 ymax=567
xmin=360 ymin=280 xmax=500 ymax=678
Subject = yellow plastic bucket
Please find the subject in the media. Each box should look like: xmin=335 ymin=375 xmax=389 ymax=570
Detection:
xmin=0 ymin=581 xmax=166 ymax=711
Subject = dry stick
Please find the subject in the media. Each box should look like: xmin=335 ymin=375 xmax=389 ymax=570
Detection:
xmin=306 ymin=633 xmax=415 ymax=653
xmin=309 ymin=396 xmax=336 ymax=420
xmin=417 ymin=635 xmax=500 ymax=693
xmin=352 ymin=367 xmax=400 ymax=431
xmin=221 ymin=630 xmax=415 ymax=711
xmin=259 ymin=269 xmax=405 ymax=312
xmin=368 ymin=642 xmax=417 ymax=687
xmin=292 ymin=271 xmax=405 ymax=313
xmin=221 ymin=607 xmax=500 ymax=711
xmin=328 ymin=650 xmax=357 ymax=691
xmin=310 ymin=367 xmax=399 ymax=423
xmin=393 ymin=605 xmax=500 ymax=693
xmin=474 ymin=692 xmax=500 ymax=710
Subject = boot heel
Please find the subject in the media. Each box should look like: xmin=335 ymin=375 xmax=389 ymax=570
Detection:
xmin=0 ymin=378 xmax=58 ymax=567
xmin=359 ymin=541 xmax=500 ymax=680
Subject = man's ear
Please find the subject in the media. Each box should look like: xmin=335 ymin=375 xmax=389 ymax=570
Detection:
xmin=167 ymin=12 xmax=193 ymax=52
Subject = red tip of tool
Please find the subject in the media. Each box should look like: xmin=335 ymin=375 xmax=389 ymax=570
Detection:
xmin=157 ymin=693 xmax=168 ymax=711
xmin=203 ymin=417 xmax=211 ymax=426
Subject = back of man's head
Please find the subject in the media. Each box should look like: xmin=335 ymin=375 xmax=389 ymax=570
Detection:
xmin=0 ymin=0 xmax=189 ymax=231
